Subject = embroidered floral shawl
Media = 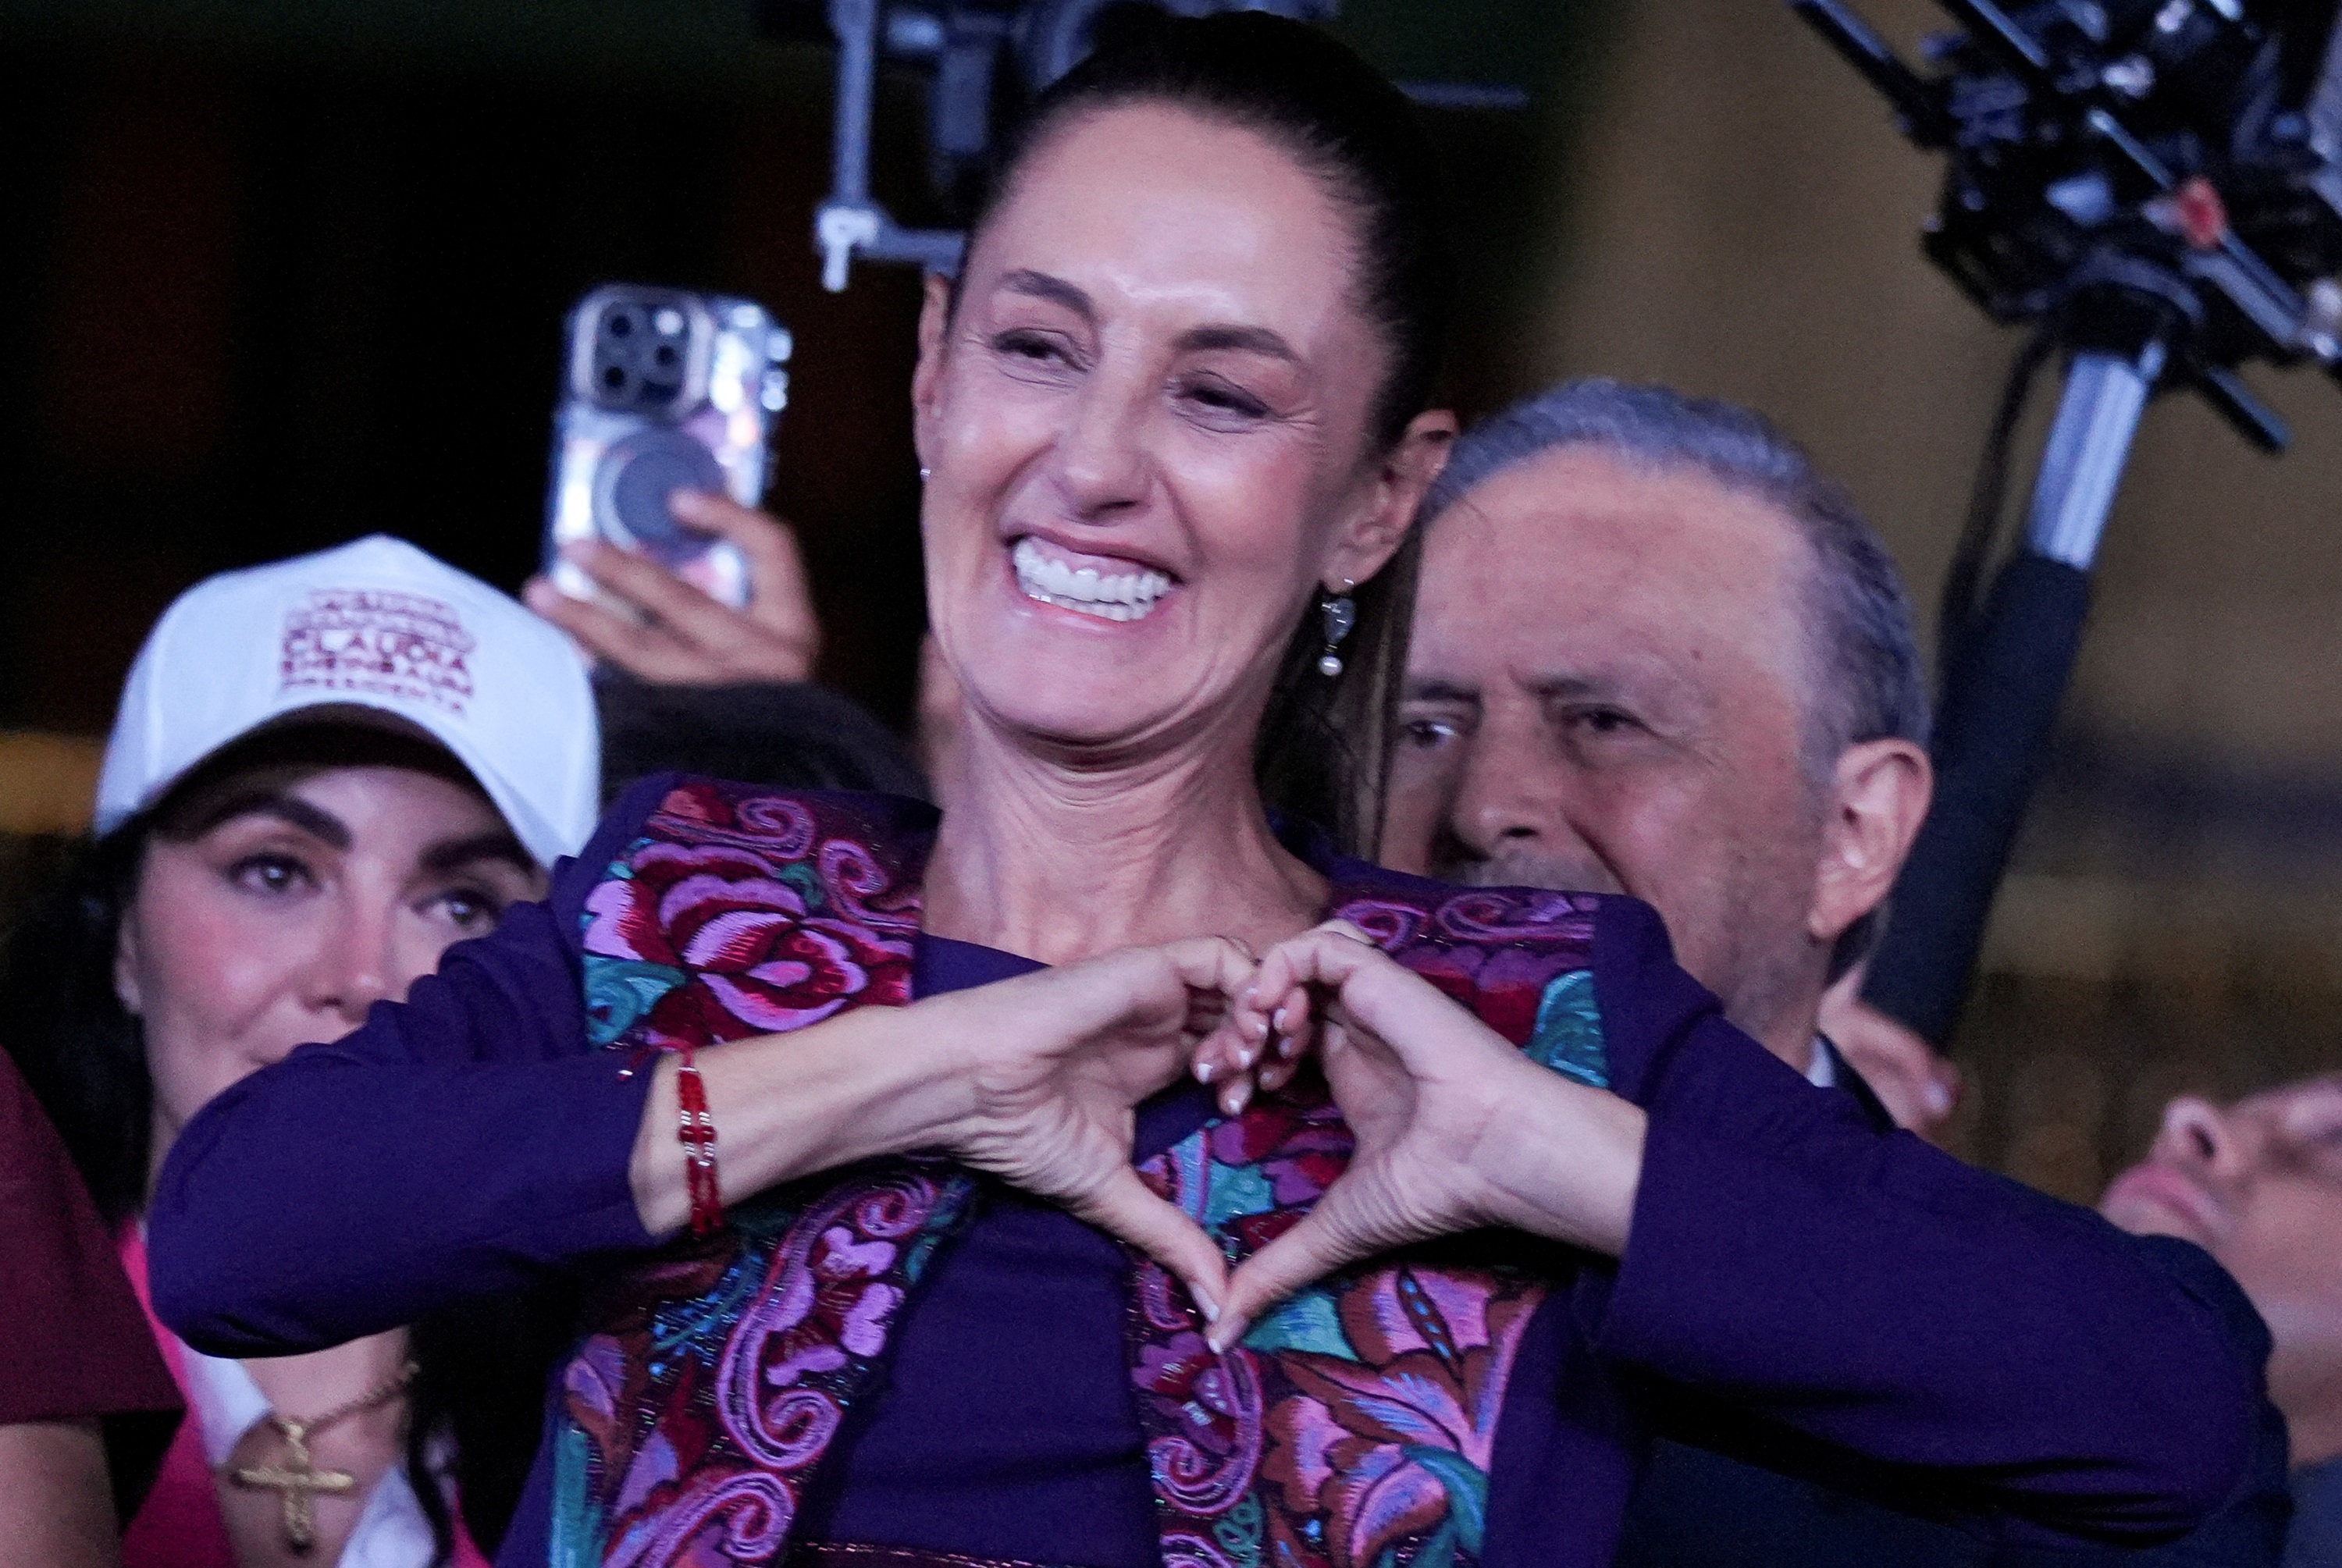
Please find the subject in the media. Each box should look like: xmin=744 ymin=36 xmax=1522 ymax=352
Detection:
xmin=551 ymin=780 xmax=1607 ymax=1568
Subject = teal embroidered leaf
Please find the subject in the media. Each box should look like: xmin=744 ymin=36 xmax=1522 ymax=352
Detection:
xmin=548 ymin=1424 xmax=607 ymax=1568
xmin=1242 ymin=1285 xmax=1351 ymax=1358
xmin=1525 ymin=969 xmax=1608 ymax=1089
xmin=1201 ymin=1158 xmax=1278 ymax=1229
xmin=581 ymin=958 xmax=689 ymax=1047
xmin=1402 ymin=1445 xmax=1490 ymax=1556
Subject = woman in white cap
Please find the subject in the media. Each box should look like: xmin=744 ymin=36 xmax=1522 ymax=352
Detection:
xmin=1 ymin=535 xmax=598 ymax=1568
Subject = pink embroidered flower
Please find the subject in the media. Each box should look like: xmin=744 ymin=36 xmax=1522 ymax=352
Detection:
xmin=1330 ymin=889 xmax=1593 ymax=1047
xmin=587 ymin=837 xmax=913 ymax=1040
xmin=756 ymin=1225 xmax=906 ymax=1391
xmin=1262 ymin=1268 xmax=1543 ymax=1568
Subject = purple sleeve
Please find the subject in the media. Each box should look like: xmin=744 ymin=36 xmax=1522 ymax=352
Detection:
xmin=1584 ymin=898 xmax=2258 ymax=1545
xmin=147 ymin=777 xmax=680 ymax=1357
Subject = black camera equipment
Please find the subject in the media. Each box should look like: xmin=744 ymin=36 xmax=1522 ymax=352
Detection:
xmin=1789 ymin=0 xmax=2342 ymax=1045
xmin=761 ymin=0 xmax=1529 ymax=291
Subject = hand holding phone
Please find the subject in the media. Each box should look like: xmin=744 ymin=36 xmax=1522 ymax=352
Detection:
xmin=543 ymin=284 xmax=792 ymax=610
xmin=525 ymin=492 xmax=820 ymax=684
xmin=532 ymin=283 xmax=820 ymax=683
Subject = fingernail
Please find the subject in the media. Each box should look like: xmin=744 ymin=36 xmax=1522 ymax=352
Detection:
xmin=1277 ymin=1034 xmax=1300 ymax=1059
xmin=1191 ymin=1286 xmax=1219 ymax=1324
xmin=1924 ymin=1082 xmax=1952 ymax=1116
xmin=1272 ymin=1005 xmax=1291 ymax=1033
xmin=1194 ymin=1059 xmax=1217 ymax=1083
xmin=1228 ymin=1079 xmax=1253 ymax=1115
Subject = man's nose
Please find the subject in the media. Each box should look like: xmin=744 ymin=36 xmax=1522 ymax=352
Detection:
xmin=2153 ymin=1096 xmax=2244 ymax=1178
xmin=1449 ymin=723 xmax=1568 ymax=858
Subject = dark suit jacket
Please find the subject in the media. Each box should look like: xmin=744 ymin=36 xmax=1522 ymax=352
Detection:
xmin=1613 ymin=1041 xmax=2295 ymax=1568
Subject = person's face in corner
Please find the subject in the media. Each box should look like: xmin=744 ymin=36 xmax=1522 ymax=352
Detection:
xmin=116 ymin=763 xmax=544 ymax=1179
xmin=2103 ymin=1076 xmax=2342 ymax=1465
xmin=910 ymin=101 xmax=1450 ymax=773
xmin=1384 ymin=447 xmax=1845 ymax=1053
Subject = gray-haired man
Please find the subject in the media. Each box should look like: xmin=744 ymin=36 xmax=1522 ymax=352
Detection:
xmin=1383 ymin=378 xmax=1953 ymax=1128
xmin=1385 ymin=379 xmax=2285 ymax=1566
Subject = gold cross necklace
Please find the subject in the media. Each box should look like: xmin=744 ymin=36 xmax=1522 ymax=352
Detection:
xmin=230 ymin=1359 xmax=418 ymax=1554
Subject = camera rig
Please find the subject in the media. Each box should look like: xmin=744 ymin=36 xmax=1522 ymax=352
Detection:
xmin=762 ymin=0 xmax=1528 ymax=291
xmin=1792 ymin=0 xmax=2342 ymax=1043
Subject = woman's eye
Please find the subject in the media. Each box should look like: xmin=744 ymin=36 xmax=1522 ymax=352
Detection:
xmin=435 ymin=887 xmax=503 ymax=932
xmin=1178 ymin=379 xmax=1269 ymax=419
xmin=227 ymin=853 xmax=315 ymax=896
xmin=993 ymin=329 xmax=1070 ymax=365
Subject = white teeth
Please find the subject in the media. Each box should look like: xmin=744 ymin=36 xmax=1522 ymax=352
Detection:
xmin=1011 ymin=538 xmax=1174 ymax=622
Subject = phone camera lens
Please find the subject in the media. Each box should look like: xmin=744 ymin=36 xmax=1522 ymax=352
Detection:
xmin=601 ymin=364 xmax=630 ymax=392
xmin=652 ymin=343 xmax=679 ymax=368
xmin=606 ymin=309 xmax=637 ymax=340
xmin=654 ymin=308 xmax=685 ymax=336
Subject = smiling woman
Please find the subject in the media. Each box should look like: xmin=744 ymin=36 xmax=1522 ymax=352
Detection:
xmin=146 ymin=16 xmax=2266 ymax=1568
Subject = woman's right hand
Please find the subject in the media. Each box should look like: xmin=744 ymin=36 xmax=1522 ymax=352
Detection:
xmin=915 ymin=937 xmax=1254 ymax=1315
xmin=634 ymin=937 xmax=1257 ymax=1320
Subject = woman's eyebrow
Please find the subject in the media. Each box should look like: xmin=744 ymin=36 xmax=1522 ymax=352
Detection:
xmin=998 ymin=268 xmax=1094 ymax=319
xmin=1176 ymin=323 xmax=1298 ymax=362
xmin=194 ymin=792 xmax=351 ymax=848
xmin=420 ymin=830 xmax=532 ymax=876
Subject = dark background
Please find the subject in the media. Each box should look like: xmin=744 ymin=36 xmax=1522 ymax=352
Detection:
xmin=0 ymin=0 xmax=1607 ymax=734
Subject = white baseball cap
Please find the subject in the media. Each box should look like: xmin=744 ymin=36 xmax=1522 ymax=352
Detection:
xmin=95 ymin=535 xmax=600 ymax=869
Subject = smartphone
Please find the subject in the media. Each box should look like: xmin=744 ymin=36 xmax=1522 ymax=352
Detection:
xmin=544 ymin=283 xmax=793 ymax=610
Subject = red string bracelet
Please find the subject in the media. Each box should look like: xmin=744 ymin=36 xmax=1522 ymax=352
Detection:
xmin=675 ymin=1044 xmax=723 ymax=1236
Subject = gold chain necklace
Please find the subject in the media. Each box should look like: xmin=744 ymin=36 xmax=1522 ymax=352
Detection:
xmin=229 ymin=1359 xmax=419 ymax=1554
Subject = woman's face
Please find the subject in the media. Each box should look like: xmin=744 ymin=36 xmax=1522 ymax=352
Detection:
xmin=913 ymin=101 xmax=1451 ymax=763
xmin=117 ymin=764 xmax=544 ymax=1164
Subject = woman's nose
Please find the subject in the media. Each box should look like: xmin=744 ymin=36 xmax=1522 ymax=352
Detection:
xmin=304 ymin=905 xmax=398 ymax=1026
xmin=1053 ymin=381 xmax=1151 ymax=517
xmin=2154 ymin=1096 xmax=2244 ymax=1178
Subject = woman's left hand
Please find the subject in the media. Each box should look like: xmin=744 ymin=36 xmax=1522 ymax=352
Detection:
xmin=1196 ymin=924 xmax=1648 ymax=1353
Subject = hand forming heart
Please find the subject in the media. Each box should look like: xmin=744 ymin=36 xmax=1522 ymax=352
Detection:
xmin=1191 ymin=923 xmax=1649 ymax=1353
xmin=921 ymin=934 xmax=1261 ymax=1321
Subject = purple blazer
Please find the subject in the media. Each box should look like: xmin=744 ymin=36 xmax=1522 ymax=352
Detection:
xmin=148 ymin=777 xmax=2258 ymax=1567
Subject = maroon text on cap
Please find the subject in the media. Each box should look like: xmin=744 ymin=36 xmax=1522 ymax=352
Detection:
xmin=279 ymin=588 xmax=476 ymax=715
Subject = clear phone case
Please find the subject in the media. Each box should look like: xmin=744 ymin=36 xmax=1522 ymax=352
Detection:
xmin=544 ymin=284 xmax=793 ymax=610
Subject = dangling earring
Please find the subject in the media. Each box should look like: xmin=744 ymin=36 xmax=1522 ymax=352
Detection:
xmin=1315 ymin=579 xmax=1357 ymax=678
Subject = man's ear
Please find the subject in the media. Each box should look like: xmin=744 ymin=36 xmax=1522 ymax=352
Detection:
xmin=113 ymin=908 xmax=145 ymax=1019
xmin=1326 ymin=408 xmax=1457 ymax=588
xmin=1809 ymin=738 xmax=1933 ymax=948
xmin=909 ymin=272 xmax=956 ymax=475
